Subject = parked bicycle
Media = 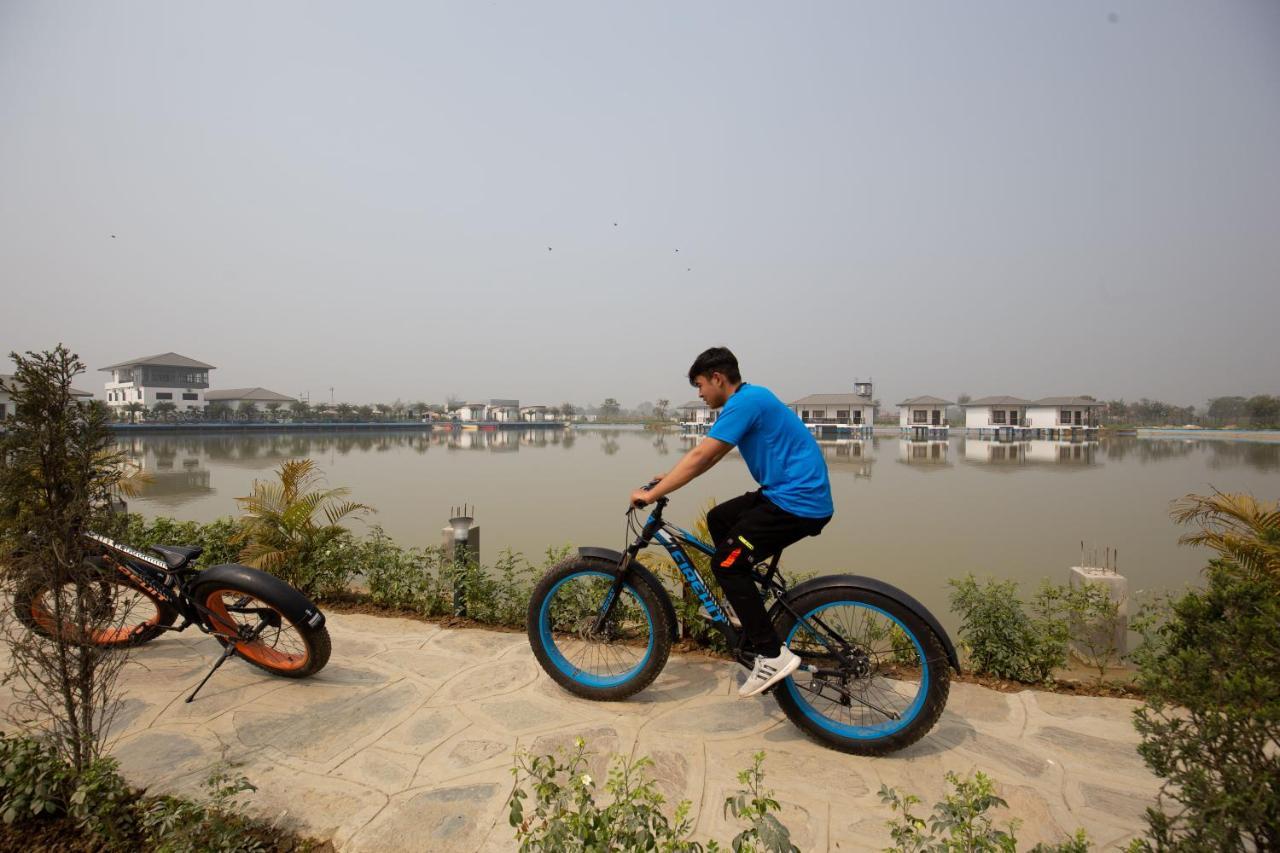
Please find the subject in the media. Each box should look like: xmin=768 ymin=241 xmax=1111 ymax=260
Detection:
xmin=528 ymin=488 xmax=959 ymax=755
xmin=15 ymin=532 xmax=331 ymax=702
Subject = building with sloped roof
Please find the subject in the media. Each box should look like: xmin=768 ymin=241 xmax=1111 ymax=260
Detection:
xmin=897 ymin=396 xmax=953 ymax=437
xmin=0 ymin=374 xmax=93 ymax=422
xmin=100 ymin=352 xmax=214 ymax=413
xmin=789 ymin=385 xmax=877 ymax=435
xmin=204 ymin=387 xmax=297 ymax=412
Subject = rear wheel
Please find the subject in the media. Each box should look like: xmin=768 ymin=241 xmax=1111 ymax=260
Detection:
xmin=773 ymin=585 xmax=950 ymax=756
xmin=194 ymin=583 xmax=330 ymax=678
xmin=528 ymin=557 xmax=672 ymax=701
xmin=15 ymin=558 xmax=177 ymax=647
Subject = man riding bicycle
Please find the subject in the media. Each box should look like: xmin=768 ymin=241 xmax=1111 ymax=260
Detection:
xmin=630 ymin=347 xmax=833 ymax=698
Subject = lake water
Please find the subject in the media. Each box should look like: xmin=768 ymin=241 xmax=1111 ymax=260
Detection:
xmin=115 ymin=427 xmax=1280 ymax=632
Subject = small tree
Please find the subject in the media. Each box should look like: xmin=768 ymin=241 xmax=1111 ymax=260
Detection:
xmin=599 ymin=398 xmax=621 ymax=420
xmin=1128 ymin=492 xmax=1280 ymax=851
xmin=236 ymin=400 xmax=258 ymax=422
xmin=264 ymin=402 xmax=283 ymax=422
xmin=151 ymin=400 xmax=177 ymax=421
xmin=205 ymin=401 xmax=231 ymax=422
xmin=122 ymin=401 xmax=143 ymax=424
xmin=232 ymin=458 xmax=374 ymax=594
xmin=0 ymin=346 xmax=136 ymax=773
xmin=654 ymin=398 xmax=670 ymax=421
xmin=288 ymin=400 xmax=310 ymax=422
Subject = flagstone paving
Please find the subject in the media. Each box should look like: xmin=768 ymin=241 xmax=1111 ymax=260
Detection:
xmin=7 ymin=612 xmax=1162 ymax=851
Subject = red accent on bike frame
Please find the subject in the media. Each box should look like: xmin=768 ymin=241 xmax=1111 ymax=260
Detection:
xmin=719 ymin=547 xmax=743 ymax=568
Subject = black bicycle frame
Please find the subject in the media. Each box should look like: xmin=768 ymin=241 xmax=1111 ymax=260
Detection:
xmin=598 ymin=500 xmax=856 ymax=668
xmin=82 ymin=532 xmax=252 ymax=643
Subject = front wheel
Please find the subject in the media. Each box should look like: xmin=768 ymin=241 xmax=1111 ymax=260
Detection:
xmin=15 ymin=558 xmax=178 ymax=647
xmin=773 ymin=585 xmax=950 ymax=756
xmin=528 ymin=557 xmax=672 ymax=701
xmin=192 ymin=574 xmax=330 ymax=678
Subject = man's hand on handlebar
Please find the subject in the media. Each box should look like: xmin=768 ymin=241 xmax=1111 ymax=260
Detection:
xmin=629 ymin=477 xmax=664 ymax=510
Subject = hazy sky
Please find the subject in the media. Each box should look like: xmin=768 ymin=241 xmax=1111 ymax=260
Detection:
xmin=2 ymin=1 xmax=1277 ymax=409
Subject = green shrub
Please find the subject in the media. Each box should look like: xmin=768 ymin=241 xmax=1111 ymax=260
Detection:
xmin=0 ymin=732 xmax=70 ymax=825
xmin=69 ymin=756 xmax=135 ymax=846
xmin=508 ymin=740 xmax=797 ymax=852
xmin=880 ymin=770 xmax=1091 ymax=852
xmin=139 ymin=764 xmax=264 ymax=853
xmin=107 ymin=513 xmax=243 ymax=569
xmin=1123 ymin=491 xmax=1280 ymax=851
xmin=947 ymin=576 xmax=1067 ymax=682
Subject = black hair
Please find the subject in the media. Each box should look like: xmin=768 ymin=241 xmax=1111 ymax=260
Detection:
xmin=687 ymin=347 xmax=741 ymax=386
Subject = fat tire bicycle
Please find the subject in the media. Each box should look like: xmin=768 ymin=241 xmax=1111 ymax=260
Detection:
xmin=14 ymin=531 xmax=330 ymax=702
xmin=527 ymin=491 xmax=960 ymax=755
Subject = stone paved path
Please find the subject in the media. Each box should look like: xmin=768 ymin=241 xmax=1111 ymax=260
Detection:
xmin=6 ymin=612 xmax=1161 ymax=851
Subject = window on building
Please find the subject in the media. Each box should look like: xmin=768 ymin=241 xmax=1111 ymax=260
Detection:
xmin=182 ymin=393 xmax=198 ymax=401
xmin=811 ymin=409 xmax=825 ymax=418
xmin=801 ymin=410 xmax=810 ymax=420
xmin=913 ymin=409 xmax=928 ymax=424
xmin=992 ymin=409 xmax=1007 ymax=425
xmin=852 ymin=410 xmax=863 ymax=424
xmin=156 ymin=392 xmax=173 ymax=400
xmin=837 ymin=409 xmax=849 ymax=420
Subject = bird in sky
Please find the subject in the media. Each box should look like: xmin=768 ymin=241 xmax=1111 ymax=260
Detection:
xmin=547 ymin=247 xmax=552 ymax=251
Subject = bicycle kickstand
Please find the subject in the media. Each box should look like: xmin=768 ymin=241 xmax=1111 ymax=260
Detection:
xmin=185 ymin=640 xmax=239 ymax=703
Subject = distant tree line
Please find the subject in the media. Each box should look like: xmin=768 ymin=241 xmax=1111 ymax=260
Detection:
xmin=1100 ymin=395 xmax=1280 ymax=428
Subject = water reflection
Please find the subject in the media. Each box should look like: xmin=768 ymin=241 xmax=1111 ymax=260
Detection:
xmin=897 ymin=440 xmax=951 ymax=470
xmin=818 ymin=440 xmax=875 ymax=479
xmin=963 ymin=439 xmax=1099 ymax=470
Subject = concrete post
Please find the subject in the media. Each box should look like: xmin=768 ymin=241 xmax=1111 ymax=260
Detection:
xmin=443 ymin=506 xmax=478 ymax=617
xmin=1068 ymin=564 xmax=1128 ymax=660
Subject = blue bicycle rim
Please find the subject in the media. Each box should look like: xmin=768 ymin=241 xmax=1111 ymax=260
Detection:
xmin=538 ymin=570 xmax=655 ymax=688
xmin=784 ymin=601 xmax=929 ymax=739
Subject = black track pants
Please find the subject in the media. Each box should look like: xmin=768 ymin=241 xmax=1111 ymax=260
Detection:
xmin=707 ymin=491 xmax=830 ymax=657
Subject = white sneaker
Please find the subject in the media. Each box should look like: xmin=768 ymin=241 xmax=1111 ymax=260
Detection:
xmin=738 ymin=647 xmax=801 ymax=698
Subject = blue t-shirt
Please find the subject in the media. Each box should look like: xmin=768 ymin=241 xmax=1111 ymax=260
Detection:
xmin=707 ymin=384 xmax=833 ymax=519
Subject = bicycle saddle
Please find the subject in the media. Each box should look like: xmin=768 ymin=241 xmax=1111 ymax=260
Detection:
xmin=150 ymin=545 xmax=203 ymax=570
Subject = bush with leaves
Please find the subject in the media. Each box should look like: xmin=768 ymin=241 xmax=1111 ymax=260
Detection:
xmin=947 ymin=576 xmax=1067 ymax=683
xmin=880 ymin=770 xmax=1091 ymax=852
xmin=139 ymin=765 xmax=264 ymax=853
xmin=0 ymin=732 xmax=70 ymax=826
xmin=233 ymin=458 xmax=374 ymax=594
xmin=508 ymin=739 xmax=798 ymax=852
xmin=1126 ymin=492 xmax=1280 ymax=851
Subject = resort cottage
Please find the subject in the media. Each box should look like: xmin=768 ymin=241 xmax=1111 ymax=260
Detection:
xmin=1 ymin=374 xmax=93 ymax=422
xmin=101 ymin=352 xmax=214 ymax=414
xmin=897 ymin=396 xmax=953 ymax=439
xmin=677 ymin=400 xmax=716 ymax=432
xmin=789 ymin=382 xmax=877 ymax=437
xmin=455 ymin=403 xmax=489 ymax=422
xmin=204 ymin=387 xmax=297 ymax=413
xmin=1025 ymin=397 xmax=1103 ymax=438
xmin=488 ymin=399 xmax=520 ymax=423
xmin=962 ymin=396 xmax=1033 ymax=439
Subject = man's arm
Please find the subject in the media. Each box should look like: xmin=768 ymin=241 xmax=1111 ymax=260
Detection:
xmin=630 ymin=438 xmax=734 ymax=506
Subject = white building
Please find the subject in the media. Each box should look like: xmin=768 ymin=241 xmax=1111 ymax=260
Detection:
xmin=100 ymin=353 xmax=214 ymax=414
xmin=789 ymin=385 xmax=877 ymax=435
xmin=489 ymin=399 xmax=520 ymax=422
xmin=677 ymin=400 xmax=715 ymax=430
xmin=898 ymin=396 xmax=953 ymax=438
xmin=455 ymin=402 xmax=489 ymax=422
xmin=520 ymin=405 xmax=550 ymax=422
xmin=962 ymin=396 xmax=1034 ymax=438
xmin=204 ymin=387 xmax=297 ymax=413
xmin=0 ymin=374 xmax=93 ymax=422
xmin=1025 ymin=397 xmax=1103 ymax=437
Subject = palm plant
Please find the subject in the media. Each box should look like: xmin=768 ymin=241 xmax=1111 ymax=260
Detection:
xmin=206 ymin=402 xmax=231 ymax=422
xmin=289 ymin=400 xmax=310 ymax=422
xmin=265 ymin=402 xmax=283 ymax=422
xmin=1172 ymin=491 xmax=1280 ymax=576
xmin=124 ymin=401 xmax=144 ymax=423
xmin=232 ymin=458 xmax=374 ymax=593
xmin=152 ymin=400 xmax=177 ymax=421
xmin=236 ymin=400 xmax=258 ymax=422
